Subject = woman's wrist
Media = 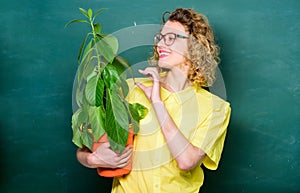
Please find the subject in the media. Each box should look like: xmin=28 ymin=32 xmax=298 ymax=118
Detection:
xmin=85 ymin=153 xmax=96 ymax=168
xmin=152 ymin=100 xmax=169 ymax=127
xmin=152 ymin=100 xmax=165 ymax=112
xmin=152 ymin=100 xmax=164 ymax=105
xmin=88 ymin=152 xmax=111 ymax=168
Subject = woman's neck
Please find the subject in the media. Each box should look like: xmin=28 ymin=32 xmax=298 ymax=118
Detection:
xmin=161 ymin=68 xmax=190 ymax=92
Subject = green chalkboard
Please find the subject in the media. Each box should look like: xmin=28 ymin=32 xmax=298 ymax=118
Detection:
xmin=1 ymin=0 xmax=299 ymax=193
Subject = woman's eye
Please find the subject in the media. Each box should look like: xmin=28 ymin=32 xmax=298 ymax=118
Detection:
xmin=167 ymin=36 xmax=175 ymax=41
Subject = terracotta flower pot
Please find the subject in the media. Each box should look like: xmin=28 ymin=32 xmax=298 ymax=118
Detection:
xmin=92 ymin=128 xmax=134 ymax=177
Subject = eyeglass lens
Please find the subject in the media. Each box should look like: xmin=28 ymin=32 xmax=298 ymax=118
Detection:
xmin=154 ymin=33 xmax=177 ymax=46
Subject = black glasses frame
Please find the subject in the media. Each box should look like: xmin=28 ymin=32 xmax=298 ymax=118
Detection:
xmin=154 ymin=32 xmax=189 ymax=46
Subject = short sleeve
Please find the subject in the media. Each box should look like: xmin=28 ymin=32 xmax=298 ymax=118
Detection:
xmin=191 ymin=101 xmax=231 ymax=170
xmin=125 ymin=78 xmax=149 ymax=104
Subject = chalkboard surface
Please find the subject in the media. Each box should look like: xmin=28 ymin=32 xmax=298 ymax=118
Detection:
xmin=1 ymin=0 xmax=299 ymax=193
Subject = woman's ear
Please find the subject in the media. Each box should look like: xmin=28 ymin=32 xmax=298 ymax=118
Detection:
xmin=179 ymin=57 xmax=192 ymax=74
xmin=184 ymin=57 xmax=192 ymax=68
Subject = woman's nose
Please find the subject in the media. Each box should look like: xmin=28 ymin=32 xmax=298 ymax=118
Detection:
xmin=157 ymin=38 xmax=166 ymax=47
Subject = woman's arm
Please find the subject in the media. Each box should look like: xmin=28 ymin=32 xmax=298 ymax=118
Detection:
xmin=136 ymin=68 xmax=206 ymax=171
xmin=76 ymin=142 xmax=133 ymax=169
xmin=152 ymin=101 xmax=206 ymax=170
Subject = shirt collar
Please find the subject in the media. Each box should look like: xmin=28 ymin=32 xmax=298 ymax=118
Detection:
xmin=161 ymin=86 xmax=196 ymax=104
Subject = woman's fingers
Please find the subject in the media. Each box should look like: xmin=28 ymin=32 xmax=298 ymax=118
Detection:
xmin=137 ymin=67 xmax=162 ymax=102
xmin=135 ymin=82 xmax=146 ymax=90
xmin=139 ymin=68 xmax=159 ymax=80
xmin=135 ymin=82 xmax=149 ymax=94
xmin=136 ymin=82 xmax=152 ymax=100
xmin=120 ymin=146 xmax=133 ymax=159
xmin=97 ymin=142 xmax=132 ymax=168
xmin=116 ymin=147 xmax=133 ymax=168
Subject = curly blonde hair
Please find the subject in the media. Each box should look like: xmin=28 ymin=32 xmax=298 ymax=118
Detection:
xmin=150 ymin=8 xmax=220 ymax=88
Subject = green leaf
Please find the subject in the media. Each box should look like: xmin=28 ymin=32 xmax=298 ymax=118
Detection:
xmin=102 ymin=63 xmax=128 ymax=107
xmin=85 ymin=73 xmax=104 ymax=106
xmin=102 ymin=65 xmax=120 ymax=89
xmin=111 ymin=57 xmax=130 ymax=97
xmin=105 ymin=90 xmax=129 ymax=153
xmin=130 ymin=103 xmax=148 ymax=120
xmin=72 ymin=107 xmax=95 ymax=150
xmin=88 ymin=106 xmax=105 ymax=141
xmin=108 ymin=88 xmax=129 ymax=130
xmin=81 ymin=128 xmax=94 ymax=150
xmin=78 ymin=33 xmax=91 ymax=63
xmin=107 ymin=125 xmax=128 ymax=153
xmin=123 ymin=102 xmax=138 ymax=134
xmin=93 ymin=23 xmax=101 ymax=34
xmin=118 ymin=76 xmax=129 ymax=100
xmin=114 ymin=56 xmax=135 ymax=81
xmin=93 ymin=8 xmax=106 ymax=20
xmin=65 ymin=19 xmax=89 ymax=28
xmin=77 ymin=48 xmax=96 ymax=85
xmin=107 ymin=69 xmax=128 ymax=100
xmin=102 ymin=64 xmax=133 ymax=152
xmin=79 ymin=39 xmax=94 ymax=67
xmin=85 ymin=73 xmax=97 ymax=105
xmin=111 ymin=56 xmax=127 ymax=76
xmin=72 ymin=128 xmax=83 ymax=148
xmin=71 ymin=109 xmax=82 ymax=134
xmin=81 ymin=36 xmax=93 ymax=59
xmin=128 ymin=103 xmax=148 ymax=133
xmin=130 ymin=119 xmax=140 ymax=135
xmin=95 ymin=34 xmax=118 ymax=63
xmin=71 ymin=108 xmax=89 ymax=148
xmin=86 ymin=70 xmax=97 ymax=82
xmin=88 ymin=8 xmax=93 ymax=18
xmin=79 ymin=8 xmax=89 ymax=18
xmin=75 ymin=83 xmax=84 ymax=107
xmin=74 ymin=39 xmax=97 ymax=109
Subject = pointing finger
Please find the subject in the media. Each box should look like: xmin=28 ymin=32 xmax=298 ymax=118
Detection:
xmin=136 ymin=82 xmax=146 ymax=91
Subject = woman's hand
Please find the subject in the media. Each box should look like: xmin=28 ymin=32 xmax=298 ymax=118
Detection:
xmin=77 ymin=143 xmax=132 ymax=169
xmin=136 ymin=67 xmax=162 ymax=103
xmin=92 ymin=142 xmax=132 ymax=168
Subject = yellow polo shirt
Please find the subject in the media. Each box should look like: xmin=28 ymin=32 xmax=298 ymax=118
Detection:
xmin=111 ymin=78 xmax=231 ymax=193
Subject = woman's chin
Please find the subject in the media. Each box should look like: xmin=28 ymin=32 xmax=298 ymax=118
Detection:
xmin=158 ymin=61 xmax=171 ymax=69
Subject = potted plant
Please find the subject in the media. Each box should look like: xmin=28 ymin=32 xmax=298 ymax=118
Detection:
xmin=66 ymin=8 xmax=148 ymax=177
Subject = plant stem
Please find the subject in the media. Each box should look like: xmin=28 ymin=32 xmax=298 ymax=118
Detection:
xmin=89 ymin=17 xmax=102 ymax=70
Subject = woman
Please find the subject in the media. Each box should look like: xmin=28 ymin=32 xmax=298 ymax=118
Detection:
xmin=77 ymin=8 xmax=231 ymax=193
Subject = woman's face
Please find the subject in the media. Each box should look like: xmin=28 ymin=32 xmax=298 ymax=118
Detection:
xmin=156 ymin=20 xmax=189 ymax=70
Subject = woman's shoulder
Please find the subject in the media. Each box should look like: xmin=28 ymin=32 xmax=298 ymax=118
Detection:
xmin=195 ymin=87 xmax=230 ymax=110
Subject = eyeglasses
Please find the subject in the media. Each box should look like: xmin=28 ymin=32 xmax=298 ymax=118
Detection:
xmin=154 ymin=32 xmax=188 ymax=46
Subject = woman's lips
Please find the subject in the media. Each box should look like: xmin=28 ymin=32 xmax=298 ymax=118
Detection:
xmin=159 ymin=49 xmax=171 ymax=58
